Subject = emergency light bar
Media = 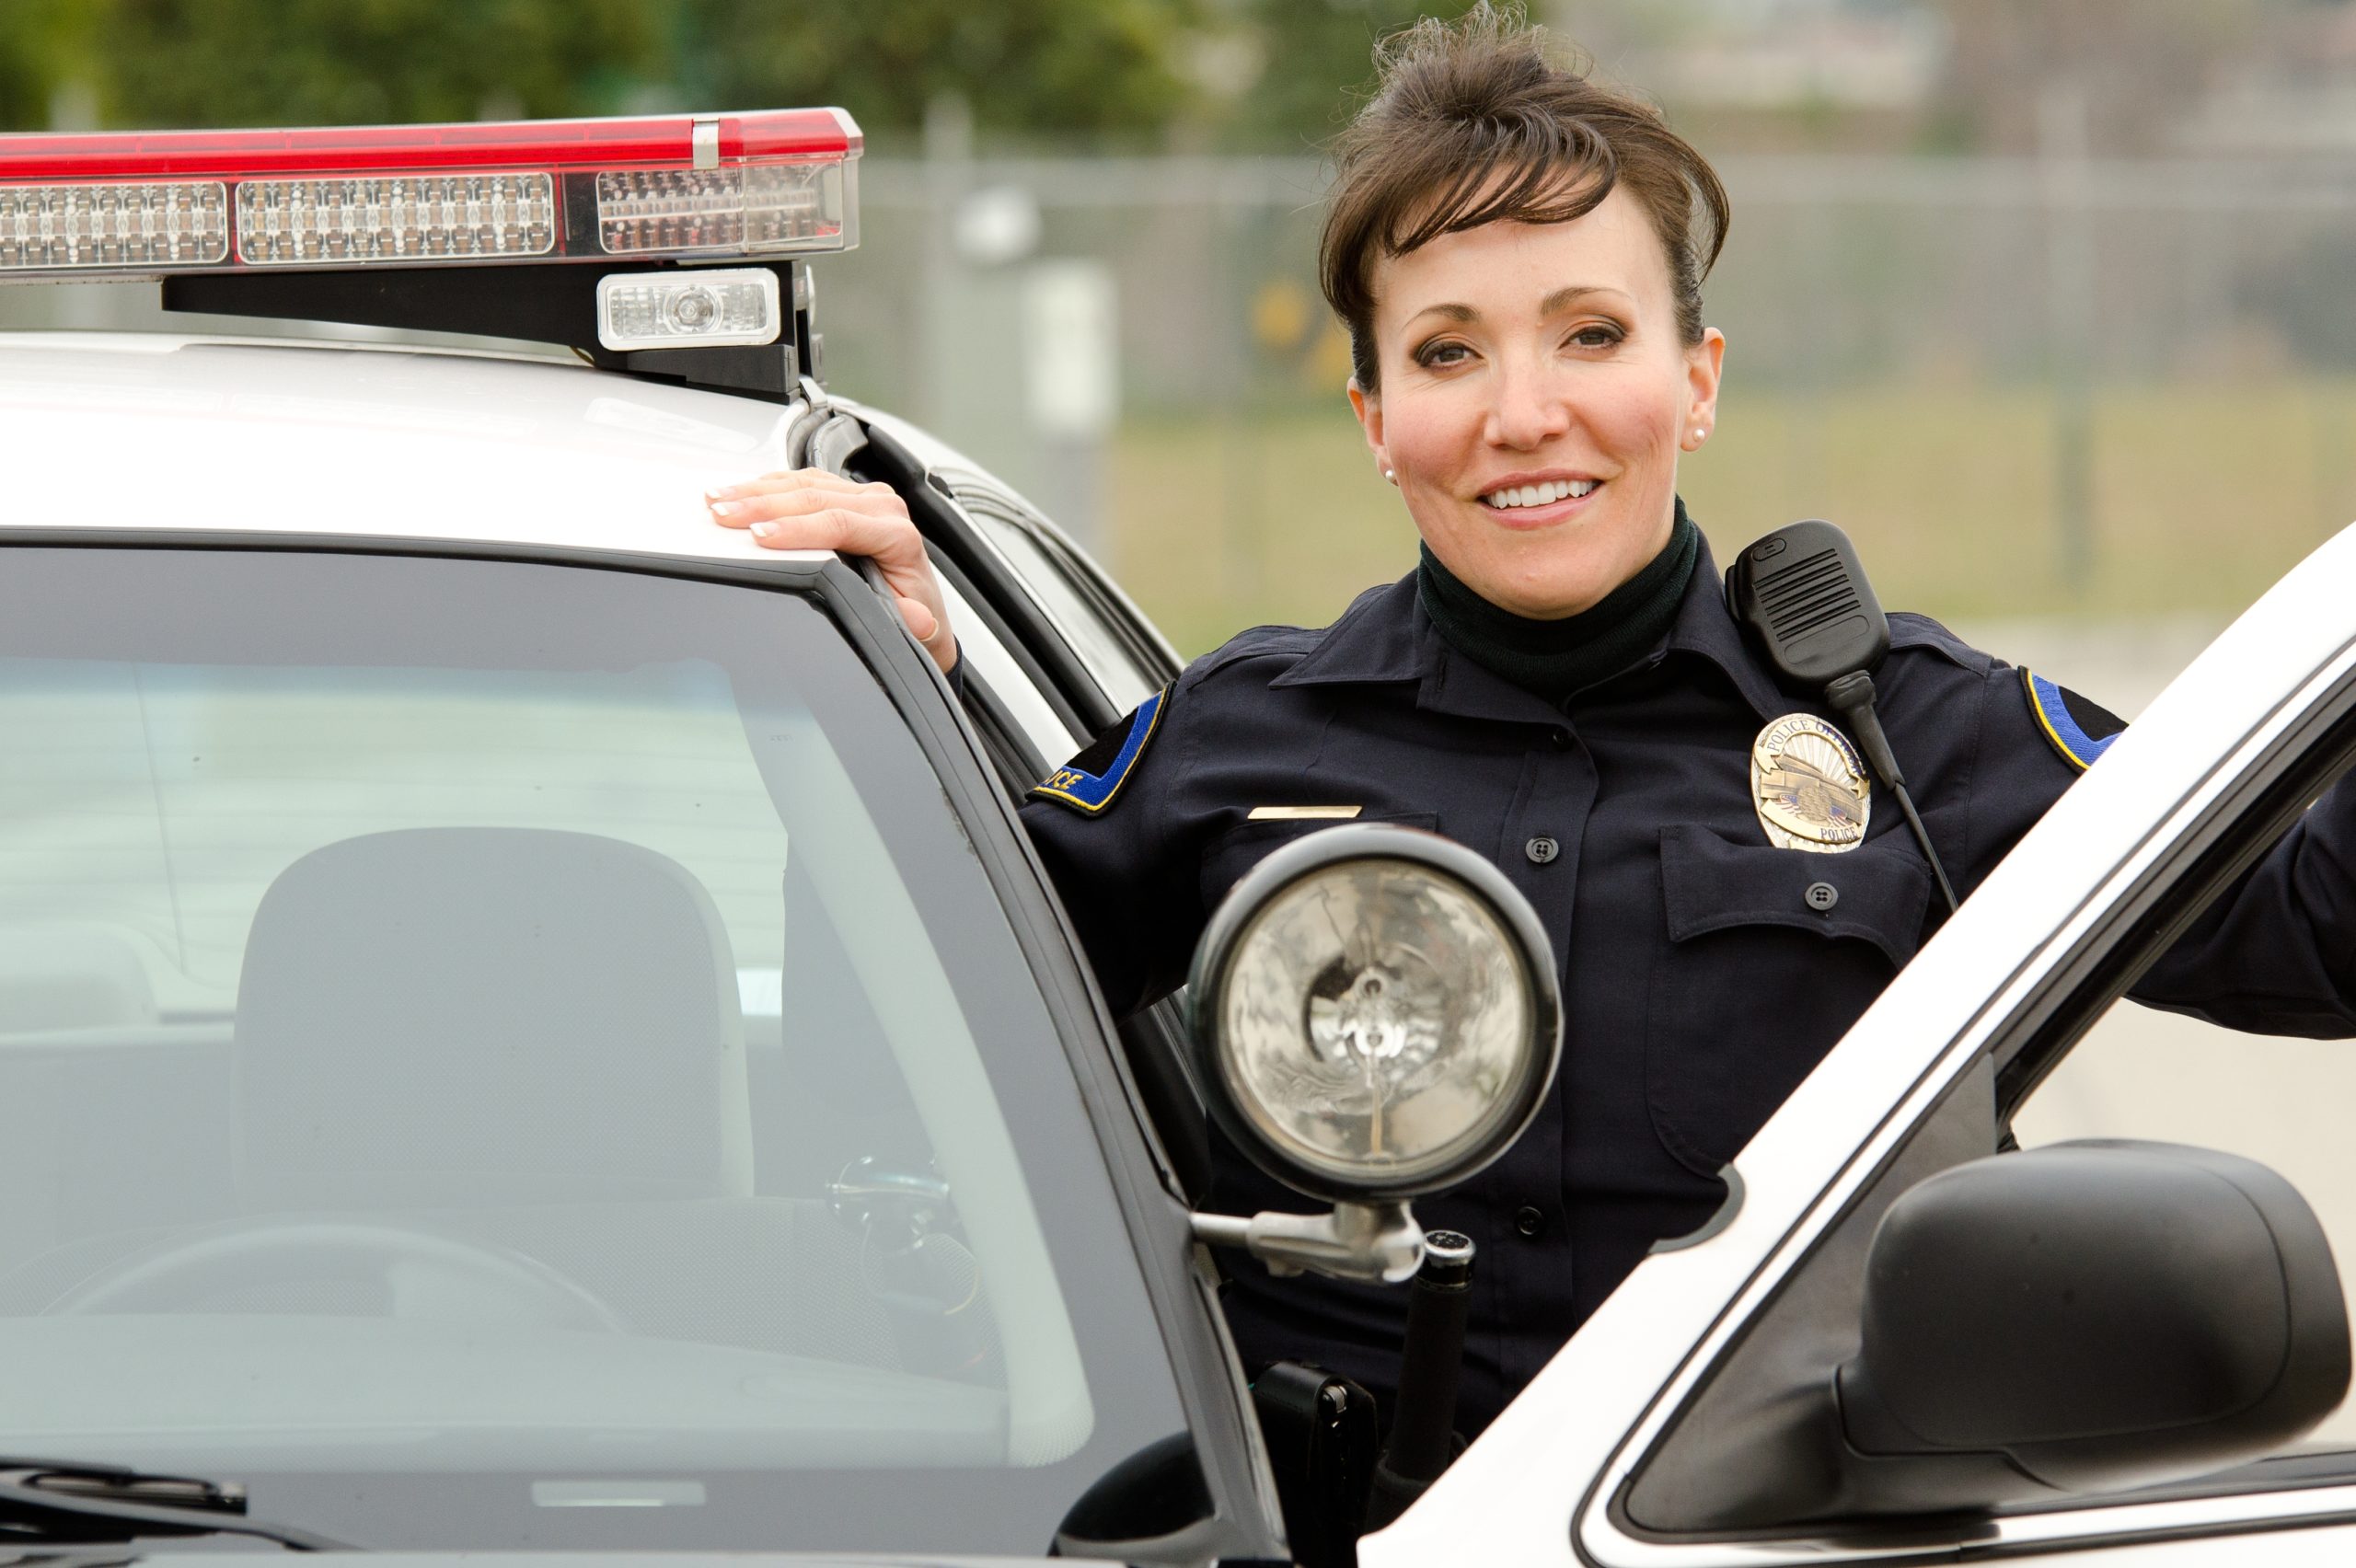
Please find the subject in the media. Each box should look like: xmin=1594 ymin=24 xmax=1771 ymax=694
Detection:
xmin=0 ymin=110 xmax=860 ymax=278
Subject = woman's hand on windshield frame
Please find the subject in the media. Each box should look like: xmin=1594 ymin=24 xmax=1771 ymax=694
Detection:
xmin=708 ymin=469 xmax=959 ymax=675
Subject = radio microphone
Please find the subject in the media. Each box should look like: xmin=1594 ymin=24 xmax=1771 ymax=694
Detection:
xmin=1726 ymin=520 xmax=1959 ymax=914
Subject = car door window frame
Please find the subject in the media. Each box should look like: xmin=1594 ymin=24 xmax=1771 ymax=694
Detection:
xmin=1580 ymin=623 xmax=2356 ymax=1564
xmin=938 ymin=472 xmax=1180 ymax=705
xmin=841 ymin=425 xmax=1131 ymax=736
xmin=791 ymin=546 xmax=1284 ymax=1555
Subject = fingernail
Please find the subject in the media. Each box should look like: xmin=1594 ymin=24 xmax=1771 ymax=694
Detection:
xmin=750 ymin=521 xmax=778 ymax=540
xmin=706 ymin=485 xmax=738 ymax=501
xmin=709 ymin=499 xmax=740 ymax=518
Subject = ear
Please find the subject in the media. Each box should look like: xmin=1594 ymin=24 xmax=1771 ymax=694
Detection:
xmin=1347 ymin=376 xmax=1390 ymax=479
xmin=1680 ymin=328 xmax=1727 ymax=453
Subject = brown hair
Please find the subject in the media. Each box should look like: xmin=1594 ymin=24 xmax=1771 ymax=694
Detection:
xmin=1320 ymin=6 xmax=1730 ymax=391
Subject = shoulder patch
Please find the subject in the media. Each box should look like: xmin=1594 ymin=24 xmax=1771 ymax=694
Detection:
xmin=2023 ymin=669 xmax=2126 ymax=772
xmin=1030 ymin=687 xmax=1167 ymax=814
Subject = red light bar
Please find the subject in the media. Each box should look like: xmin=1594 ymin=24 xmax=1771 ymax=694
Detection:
xmin=0 ymin=110 xmax=857 ymax=182
xmin=0 ymin=110 xmax=860 ymax=277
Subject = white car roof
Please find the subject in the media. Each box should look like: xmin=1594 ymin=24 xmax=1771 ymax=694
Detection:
xmin=0 ymin=331 xmax=829 ymax=566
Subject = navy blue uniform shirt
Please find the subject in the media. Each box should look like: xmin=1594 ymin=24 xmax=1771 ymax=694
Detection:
xmin=1020 ymin=536 xmax=2356 ymax=1437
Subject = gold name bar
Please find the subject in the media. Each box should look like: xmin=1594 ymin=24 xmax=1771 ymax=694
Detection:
xmin=1246 ymin=805 xmax=1364 ymax=821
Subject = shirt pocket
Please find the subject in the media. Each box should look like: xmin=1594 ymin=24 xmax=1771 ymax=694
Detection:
xmin=1199 ymin=811 xmax=1441 ymax=916
xmin=1644 ymin=822 xmax=1934 ymax=1177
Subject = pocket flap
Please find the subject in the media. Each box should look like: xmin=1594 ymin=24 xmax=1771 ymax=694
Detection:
xmin=1659 ymin=823 xmax=1933 ymax=968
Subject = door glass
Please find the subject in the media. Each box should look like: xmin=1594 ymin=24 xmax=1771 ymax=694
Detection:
xmin=0 ymin=548 xmax=1190 ymax=1554
xmin=951 ymin=483 xmax=1165 ymax=712
xmin=2013 ymin=818 xmax=2356 ymax=1447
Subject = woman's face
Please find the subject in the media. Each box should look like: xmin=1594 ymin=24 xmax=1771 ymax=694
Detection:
xmin=1350 ymin=184 xmax=1725 ymax=618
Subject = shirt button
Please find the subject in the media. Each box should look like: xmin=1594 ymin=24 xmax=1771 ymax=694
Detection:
xmin=1805 ymin=881 xmax=1839 ymax=912
xmin=1514 ymin=1205 xmax=1546 ymax=1238
xmin=1525 ymin=836 xmax=1561 ymax=865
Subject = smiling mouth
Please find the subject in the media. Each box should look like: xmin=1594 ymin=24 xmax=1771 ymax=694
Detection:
xmin=1480 ymin=478 xmax=1600 ymax=511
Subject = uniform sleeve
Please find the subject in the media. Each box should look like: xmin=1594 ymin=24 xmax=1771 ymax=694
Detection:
xmin=1948 ymin=663 xmax=2090 ymax=900
xmin=2129 ymin=781 xmax=2356 ymax=1035
xmin=1969 ymin=658 xmax=2356 ymax=1036
xmin=1018 ymin=685 xmax=1207 ymax=1020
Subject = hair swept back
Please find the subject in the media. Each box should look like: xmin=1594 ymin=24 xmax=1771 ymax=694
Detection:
xmin=1320 ymin=4 xmax=1729 ymax=391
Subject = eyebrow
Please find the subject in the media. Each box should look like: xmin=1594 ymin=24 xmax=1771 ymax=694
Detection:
xmin=1541 ymin=284 xmax=1621 ymax=316
xmin=1407 ymin=285 xmax=1626 ymax=328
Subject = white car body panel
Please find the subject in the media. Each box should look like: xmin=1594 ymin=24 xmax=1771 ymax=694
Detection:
xmin=0 ymin=334 xmax=1098 ymax=764
xmin=1366 ymin=520 xmax=2356 ymax=1564
xmin=0 ymin=333 xmax=826 ymax=568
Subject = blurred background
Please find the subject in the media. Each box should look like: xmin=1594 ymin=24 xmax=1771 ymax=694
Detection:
xmin=3 ymin=0 xmax=2352 ymax=687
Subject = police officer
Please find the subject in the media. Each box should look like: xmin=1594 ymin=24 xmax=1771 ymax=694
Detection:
xmin=706 ymin=13 xmax=2356 ymax=1438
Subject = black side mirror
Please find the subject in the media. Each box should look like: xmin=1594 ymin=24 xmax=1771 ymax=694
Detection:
xmin=1840 ymin=1140 xmax=2350 ymax=1497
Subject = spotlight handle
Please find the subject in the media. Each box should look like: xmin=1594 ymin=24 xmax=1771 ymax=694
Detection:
xmin=1366 ymin=1230 xmax=1476 ymax=1528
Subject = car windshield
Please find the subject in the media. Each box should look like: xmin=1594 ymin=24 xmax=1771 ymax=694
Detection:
xmin=0 ymin=547 xmax=1188 ymax=1553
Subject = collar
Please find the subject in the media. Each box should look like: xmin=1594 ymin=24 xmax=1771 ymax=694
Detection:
xmin=1660 ymin=534 xmax=1791 ymax=724
xmin=1269 ymin=527 xmax=1793 ymax=727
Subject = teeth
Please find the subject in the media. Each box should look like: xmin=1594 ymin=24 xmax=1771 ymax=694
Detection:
xmin=1483 ymin=478 xmax=1598 ymax=509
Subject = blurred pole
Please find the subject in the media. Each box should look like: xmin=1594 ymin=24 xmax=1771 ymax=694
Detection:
xmin=1215 ymin=196 xmax=1261 ymax=615
xmin=1795 ymin=205 xmax=1832 ymax=520
xmin=921 ymin=95 xmax=975 ymax=435
xmin=1023 ymin=259 xmax=1118 ymax=548
xmin=921 ymin=96 xmax=1062 ymax=516
xmin=2041 ymin=80 xmax=2096 ymax=595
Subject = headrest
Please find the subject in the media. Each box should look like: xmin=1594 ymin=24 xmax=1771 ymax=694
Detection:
xmin=0 ymin=926 xmax=156 ymax=1032
xmin=235 ymin=827 xmax=752 ymax=1211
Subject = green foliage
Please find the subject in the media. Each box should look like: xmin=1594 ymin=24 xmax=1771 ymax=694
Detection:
xmin=1211 ymin=0 xmax=1487 ymax=153
xmin=673 ymin=0 xmax=1204 ymax=136
xmin=0 ymin=0 xmax=80 ymax=130
xmin=0 ymin=0 xmax=1492 ymax=146
xmin=80 ymin=0 xmax=664 ymax=129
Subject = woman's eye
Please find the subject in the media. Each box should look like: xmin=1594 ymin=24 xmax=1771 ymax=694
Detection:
xmin=1568 ymin=324 xmax=1623 ymax=350
xmin=1415 ymin=340 xmax=1472 ymax=368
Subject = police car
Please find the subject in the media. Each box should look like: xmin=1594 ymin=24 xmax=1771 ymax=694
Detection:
xmin=2 ymin=108 xmax=2354 ymax=1568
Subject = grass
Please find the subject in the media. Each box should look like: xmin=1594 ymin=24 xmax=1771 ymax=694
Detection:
xmin=1106 ymin=378 xmax=2356 ymax=658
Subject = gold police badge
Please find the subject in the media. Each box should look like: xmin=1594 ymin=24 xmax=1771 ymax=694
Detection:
xmin=1751 ymin=713 xmax=1871 ymax=853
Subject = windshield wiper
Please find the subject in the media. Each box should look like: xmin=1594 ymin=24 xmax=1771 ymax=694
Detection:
xmin=0 ymin=1458 xmax=346 ymax=1551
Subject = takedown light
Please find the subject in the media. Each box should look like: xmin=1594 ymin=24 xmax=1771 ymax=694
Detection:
xmin=595 ymin=268 xmax=780 ymax=351
xmin=0 ymin=110 xmax=860 ymax=279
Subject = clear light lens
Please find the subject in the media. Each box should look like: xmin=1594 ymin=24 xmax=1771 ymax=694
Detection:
xmin=595 ymin=160 xmax=848 ymax=256
xmin=1217 ymin=859 xmax=1535 ymax=1190
xmin=235 ymin=173 xmax=556 ymax=264
xmin=595 ymin=268 xmax=780 ymax=352
xmin=0 ymin=181 xmax=227 ymax=271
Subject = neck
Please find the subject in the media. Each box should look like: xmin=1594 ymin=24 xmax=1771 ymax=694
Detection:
xmin=1417 ymin=501 xmax=1701 ymax=706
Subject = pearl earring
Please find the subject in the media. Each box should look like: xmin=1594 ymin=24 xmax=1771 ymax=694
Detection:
xmin=1383 ymin=468 xmax=1396 ymax=482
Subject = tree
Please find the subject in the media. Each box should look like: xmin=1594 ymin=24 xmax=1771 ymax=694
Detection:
xmin=0 ymin=0 xmax=1505 ymax=147
xmin=671 ymin=0 xmax=1204 ymax=139
xmin=1207 ymin=0 xmax=1485 ymax=153
xmin=0 ymin=0 xmax=80 ymax=130
xmin=76 ymin=0 xmax=666 ymax=129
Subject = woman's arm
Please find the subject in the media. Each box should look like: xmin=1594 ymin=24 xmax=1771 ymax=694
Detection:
xmin=708 ymin=469 xmax=959 ymax=675
xmin=2130 ymin=786 xmax=2356 ymax=1036
xmin=1960 ymin=653 xmax=2356 ymax=1036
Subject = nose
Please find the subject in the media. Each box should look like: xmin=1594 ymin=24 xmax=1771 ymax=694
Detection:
xmin=1482 ymin=353 xmax=1572 ymax=451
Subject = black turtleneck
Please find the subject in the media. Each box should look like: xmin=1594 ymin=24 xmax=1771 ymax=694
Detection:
xmin=1417 ymin=498 xmax=1701 ymax=707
